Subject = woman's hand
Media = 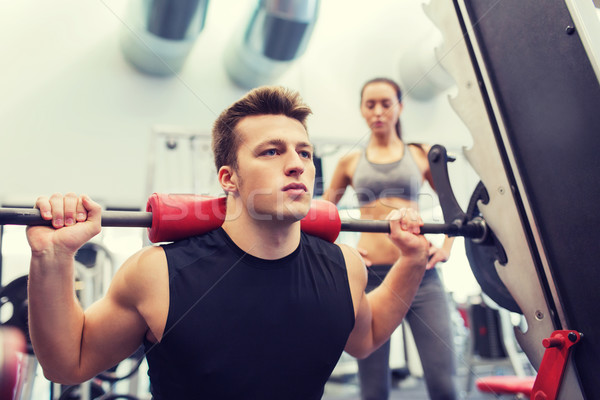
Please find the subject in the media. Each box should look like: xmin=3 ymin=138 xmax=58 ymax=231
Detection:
xmin=356 ymin=247 xmax=372 ymax=267
xmin=426 ymin=245 xmax=450 ymax=270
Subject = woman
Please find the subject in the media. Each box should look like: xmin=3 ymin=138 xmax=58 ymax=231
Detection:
xmin=323 ymin=78 xmax=457 ymax=400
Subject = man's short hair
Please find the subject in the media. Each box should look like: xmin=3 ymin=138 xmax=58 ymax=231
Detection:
xmin=212 ymin=86 xmax=312 ymax=171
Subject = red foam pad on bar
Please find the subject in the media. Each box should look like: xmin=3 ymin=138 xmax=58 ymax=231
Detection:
xmin=146 ymin=194 xmax=341 ymax=243
xmin=300 ymin=199 xmax=341 ymax=243
xmin=146 ymin=194 xmax=227 ymax=243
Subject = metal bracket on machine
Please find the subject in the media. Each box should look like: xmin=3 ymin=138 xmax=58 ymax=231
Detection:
xmin=428 ymin=144 xmax=488 ymax=241
xmin=427 ymin=145 xmax=473 ymax=238
xmin=427 ymin=144 xmax=519 ymax=313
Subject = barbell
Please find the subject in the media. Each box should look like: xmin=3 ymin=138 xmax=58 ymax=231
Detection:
xmin=0 ymin=193 xmax=487 ymax=243
xmin=1 ymin=191 xmax=520 ymax=313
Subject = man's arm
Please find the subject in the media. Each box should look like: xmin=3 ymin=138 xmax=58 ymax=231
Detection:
xmin=27 ymin=193 xmax=164 ymax=384
xmin=343 ymin=208 xmax=428 ymax=359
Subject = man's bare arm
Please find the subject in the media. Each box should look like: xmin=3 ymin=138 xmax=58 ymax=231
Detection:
xmin=27 ymin=194 xmax=160 ymax=384
xmin=343 ymin=208 xmax=428 ymax=358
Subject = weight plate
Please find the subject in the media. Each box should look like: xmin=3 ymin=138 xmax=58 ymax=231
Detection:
xmin=0 ymin=275 xmax=32 ymax=351
xmin=464 ymin=182 xmax=522 ymax=313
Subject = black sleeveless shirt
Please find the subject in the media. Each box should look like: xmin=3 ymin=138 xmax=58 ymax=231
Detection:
xmin=143 ymin=228 xmax=355 ymax=400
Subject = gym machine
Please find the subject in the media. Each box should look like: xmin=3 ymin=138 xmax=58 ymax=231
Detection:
xmin=424 ymin=0 xmax=600 ymax=398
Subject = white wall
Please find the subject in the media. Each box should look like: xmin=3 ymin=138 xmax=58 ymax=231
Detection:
xmin=0 ymin=0 xmax=474 ymax=208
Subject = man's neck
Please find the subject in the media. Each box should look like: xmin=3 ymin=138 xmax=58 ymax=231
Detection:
xmin=222 ymin=199 xmax=302 ymax=260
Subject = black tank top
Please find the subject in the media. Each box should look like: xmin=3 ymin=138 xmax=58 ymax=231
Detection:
xmin=143 ymin=227 xmax=355 ymax=400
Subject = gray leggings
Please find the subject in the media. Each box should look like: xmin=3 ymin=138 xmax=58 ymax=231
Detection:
xmin=358 ymin=267 xmax=457 ymax=400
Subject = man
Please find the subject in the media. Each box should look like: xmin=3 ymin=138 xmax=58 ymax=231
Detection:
xmin=26 ymin=86 xmax=428 ymax=399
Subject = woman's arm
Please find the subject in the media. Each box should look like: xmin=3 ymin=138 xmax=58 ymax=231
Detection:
xmin=321 ymin=151 xmax=359 ymax=204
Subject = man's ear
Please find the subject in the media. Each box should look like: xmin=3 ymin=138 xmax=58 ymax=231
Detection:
xmin=218 ymin=166 xmax=238 ymax=193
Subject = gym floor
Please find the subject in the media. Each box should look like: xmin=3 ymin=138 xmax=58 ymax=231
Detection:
xmin=319 ymin=303 xmax=535 ymax=400
xmin=322 ymin=361 xmax=526 ymax=400
xmin=27 ymin=363 xmax=525 ymax=400
xmin=21 ymin=345 xmax=533 ymax=399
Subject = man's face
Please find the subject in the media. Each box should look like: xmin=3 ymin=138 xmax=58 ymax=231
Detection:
xmin=229 ymin=114 xmax=315 ymax=222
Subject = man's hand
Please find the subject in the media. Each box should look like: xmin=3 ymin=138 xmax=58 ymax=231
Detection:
xmin=26 ymin=193 xmax=102 ymax=260
xmin=386 ymin=208 xmax=428 ymax=265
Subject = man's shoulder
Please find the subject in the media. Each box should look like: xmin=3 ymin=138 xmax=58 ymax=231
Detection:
xmin=336 ymin=244 xmax=365 ymax=268
xmin=125 ymin=246 xmax=168 ymax=286
xmin=300 ymin=233 xmax=347 ymax=264
xmin=300 ymin=235 xmax=363 ymax=270
xmin=112 ymin=245 xmax=168 ymax=310
xmin=337 ymin=243 xmax=367 ymax=284
xmin=301 ymin=232 xmax=341 ymax=251
xmin=163 ymin=228 xmax=226 ymax=252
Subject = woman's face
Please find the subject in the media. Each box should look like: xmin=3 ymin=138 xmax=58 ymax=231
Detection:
xmin=360 ymin=82 xmax=402 ymax=136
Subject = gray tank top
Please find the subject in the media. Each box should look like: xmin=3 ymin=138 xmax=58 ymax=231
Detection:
xmin=353 ymin=145 xmax=423 ymax=206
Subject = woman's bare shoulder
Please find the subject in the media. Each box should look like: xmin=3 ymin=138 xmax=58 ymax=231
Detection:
xmin=340 ymin=149 xmax=361 ymax=164
xmin=408 ymin=143 xmax=432 ymax=162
